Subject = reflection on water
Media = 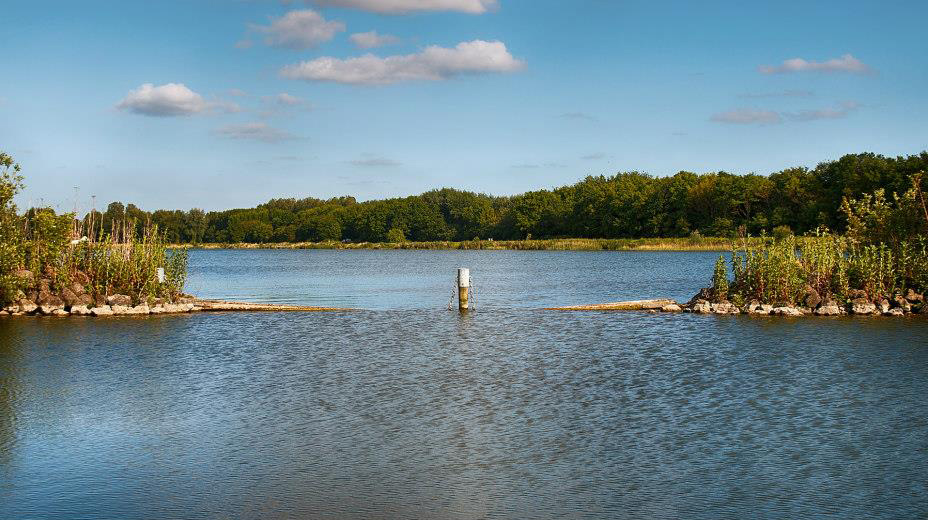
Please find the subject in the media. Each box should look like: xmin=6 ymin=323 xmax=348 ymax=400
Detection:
xmin=1 ymin=251 xmax=927 ymax=519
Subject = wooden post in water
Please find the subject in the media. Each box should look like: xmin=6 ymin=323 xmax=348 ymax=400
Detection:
xmin=457 ymin=268 xmax=470 ymax=311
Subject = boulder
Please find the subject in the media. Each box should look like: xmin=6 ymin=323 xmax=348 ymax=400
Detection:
xmin=129 ymin=304 xmax=151 ymax=315
xmin=850 ymin=301 xmax=877 ymax=315
xmin=60 ymin=288 xmax=83 ymax=308
xmin=107 ymin=294 xmax=132 ymax=307
xmin=50 ymin=308 xmax=69 ymax=316
xmin=744 ymin=301 xmax=773 ymax=315
xmin=690 ymin=300 xmax=712 ymax=314
xmin=69 ymin=305 xmax=93 ymax=316
xmin=847 ymin=289 xmax=868 ymax=300
xmin=884 ymin=308 xmax=904 ymax=316
xmin=905 ymin=289 xmax=924 ymax=303
xmin=90 ymin=306 xmax=114 ymax=316
xmin=38 ymin=279 xmax=52 ymax=293
xmin=111 ymin=305 xmax=131 ymax=315
xmin=38 ymin=305 xmax=65 ymax=316
xmin=79 ymin=294 xmax=95 ymax=306
xmin=70 ymin=282 xmax=85 ymax=295
xmin=175 ymin=295 xmax=197 ymax=305
xmin=17 ymin=300 xmax=38 ymax=314
xmin=772 ymin=306 xmax=803 ymax=317
xmin=802 ymin=287 xmax=822 ymax=309
xmin=37 ymin=291 xmax=64 ymax=307
xmin=878 ymin=299 xmax=891 ymax=314
xmin=660 ymin=303 xmax=682 ymax=312
xmin=814 ymin=304 xmax=842 ymax=316
xmin=893 ymin=295 xmax=912 ymax=312
xmin=149 ymin=305 xmax=167 ymax=314
xmin=163 ymin=303 xmax=194 ymax=313
xmin=711 ymin=302 xmax=740 ymax=315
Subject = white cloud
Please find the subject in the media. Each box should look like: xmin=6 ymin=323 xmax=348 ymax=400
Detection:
xmin=250 ymin=10 xmax=344 ymax=50
xmin=116 ymin=83 xmax=210 ymax=116
xmin=281 ymin=40 xmax=523 ymax=85
xmin=349 ymin=157 xmax=401 ymax=167
xmin=786 ymin=101 xmax=861 ymax=122
xmin=759 ymin=54 xmax=872 ymax=75
xmin=711 ymin=109 xmax=782 ymax=125
xmin=350 ymin=31 xmax=401 ymax=49
xmin=309 ymin=0 xmax=497 ymax=14
xmin=215 ymin=122 xmax=296 ymax=143
xmin=738 ymin=89 xmax=814 ymax=99
xmin=274 ymin=93 xmax=305 ymax=106
xmin=712 ymin=102 xmax=862 ymax=125
xmin=559 ymin=112 xmax=598 ymax=122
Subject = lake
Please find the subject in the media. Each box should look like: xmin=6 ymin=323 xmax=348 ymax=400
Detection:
xmin=1 ymin=249 xmax=927 ymax=519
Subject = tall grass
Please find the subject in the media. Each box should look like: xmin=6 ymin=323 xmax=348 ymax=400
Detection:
xmin=20 ymin=209 xmax=188 ymax=304
xmin=180 ymin=236 xmax=755 ymax=252
xmin=723 ymin=231 xmax=928 ymax=306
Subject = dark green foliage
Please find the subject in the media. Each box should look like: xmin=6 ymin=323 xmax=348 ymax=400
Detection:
xmin=712 ymin=255 xmax=729 ymax=300
xmin=720 ymin=174 xmax=928 ymax=306
xmin=81 ymin=151 xmax=927 ymax=245
xmin=0 ymin=153 xmax=25 ymax=305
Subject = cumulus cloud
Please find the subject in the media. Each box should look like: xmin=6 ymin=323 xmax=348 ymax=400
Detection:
xmin=309 ymin=0 xmax=497 ymax=14
xmin=349 ymin=157 xmax=402 ymax=167
xmin=759 ymin=54 xmax=873 ymax=75
xmin=350 ymin=31 xmax=401 ymax=49
xmin=710 ymin=109 xmax=782 ymax=125
xmin=116 ymin=83 xmax=218 ymax=116
xmin=250 ymin=10 xmax=344 ymax=50
xmin=281 ymin=40 xmax=523 ymax=85
xmin=215 ymin=122 xmax=296 ymax=143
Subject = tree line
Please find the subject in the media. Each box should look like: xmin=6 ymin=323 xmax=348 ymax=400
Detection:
xmin=80 ymin=151 xmax=928 ymax=243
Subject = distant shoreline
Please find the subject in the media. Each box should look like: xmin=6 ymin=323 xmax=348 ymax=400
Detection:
xmin=169 ymin=237 xmax=744 ymax=252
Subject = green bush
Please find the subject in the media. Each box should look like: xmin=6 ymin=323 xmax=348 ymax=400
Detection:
xmin=0 ymin=153 xmax=25 ymax=305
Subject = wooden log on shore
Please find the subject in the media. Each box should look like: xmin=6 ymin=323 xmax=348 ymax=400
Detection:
xmin=545 ymin=299 xmax=677 ymax=311
xmin=193 ymin=300 xmax=352 ymax=312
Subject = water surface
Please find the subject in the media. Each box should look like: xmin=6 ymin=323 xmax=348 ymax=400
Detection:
xmin=1 ymin=250 xmax=926 ymax=519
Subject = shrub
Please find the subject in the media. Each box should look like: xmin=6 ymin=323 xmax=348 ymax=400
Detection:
xmin=0 ymin=153 xmax=25 ymax=305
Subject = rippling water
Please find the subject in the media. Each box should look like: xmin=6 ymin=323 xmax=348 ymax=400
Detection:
xmin=1 ymin=250 xmax=927 ymax=519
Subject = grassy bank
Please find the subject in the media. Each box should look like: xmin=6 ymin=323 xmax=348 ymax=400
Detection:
xmin=173 ymin=236 xmax=759 ymax=252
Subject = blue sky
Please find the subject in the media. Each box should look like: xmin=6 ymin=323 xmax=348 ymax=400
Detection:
xmin=2 ymin=0 xmax=926 ymax=211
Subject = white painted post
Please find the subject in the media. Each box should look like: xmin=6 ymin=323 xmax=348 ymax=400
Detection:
xmin=457 ymin=268 xmax=470 ymax=311
xmin=157 ymin=267 xmax=165 ymax=283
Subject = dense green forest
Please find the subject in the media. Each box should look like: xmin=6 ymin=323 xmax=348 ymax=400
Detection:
xmin=79 ymin=151 xmax=928 ymax=243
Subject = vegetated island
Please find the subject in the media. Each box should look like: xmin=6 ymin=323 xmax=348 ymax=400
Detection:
xmin=1 ymin=149 xmax=927 ymax=318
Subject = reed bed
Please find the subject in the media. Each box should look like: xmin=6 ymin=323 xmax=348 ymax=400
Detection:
xmin=177 ymin=236 xmax=757 ymax=252
xmin=716 ymin=231 xmax=928 ymax=306
xmin=19 ymin=209 xmax=188 ymax=303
